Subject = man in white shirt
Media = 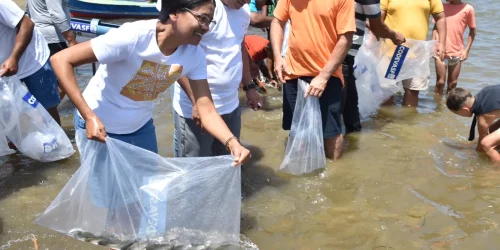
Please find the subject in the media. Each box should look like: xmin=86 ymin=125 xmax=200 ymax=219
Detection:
xmin=157 ymin=0 xmax=262 ymax=157
xmin=0 ymin=0 xmax=61 ymax=124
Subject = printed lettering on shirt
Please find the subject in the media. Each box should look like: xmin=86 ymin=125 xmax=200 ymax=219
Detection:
xmin=120 ymin=61 xmax=183 ymax=101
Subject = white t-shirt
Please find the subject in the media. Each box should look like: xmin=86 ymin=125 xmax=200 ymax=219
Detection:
xmin=81 ymin=19 xmax=207 ymax=134
xmin=0 ymin=0 xmax=49 ymax=79
xmin=172 ymin=0 xmax=250 ymax=118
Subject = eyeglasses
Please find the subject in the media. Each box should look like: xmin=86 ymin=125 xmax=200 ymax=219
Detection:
xmin=181 ymin=8 xmax=216 ymax=27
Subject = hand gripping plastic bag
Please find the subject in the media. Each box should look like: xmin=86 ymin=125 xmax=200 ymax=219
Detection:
xmin=354 ymin=32 xmax=437 ymax=119
xmin=0 ymin=76 xmax=74 ymax=161
xmin=280 ymin=79 xmax=326 ymax=175
xmin=355 ymin=32 xmax=437 ymax=82
xmin=34 ymin=129 xmax=241 ymax=249
xmin=354 ymin=44 xmax=400 ymax=119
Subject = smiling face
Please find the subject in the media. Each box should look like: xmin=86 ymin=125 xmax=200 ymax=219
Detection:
xmin=221 ymin=0 xmax=250 ymax=10
xmin=170 ymin=1 xmax=215 ymax=46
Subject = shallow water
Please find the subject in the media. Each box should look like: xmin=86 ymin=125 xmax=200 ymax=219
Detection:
xmin=3 ymin=0 xmax=500 ymax=249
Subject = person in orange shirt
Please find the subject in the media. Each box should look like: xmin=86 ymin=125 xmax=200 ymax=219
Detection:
xmin=433 ymin=0 xmax=476 ymax=94
xmin=244 ymin=35 xmax=278 ymax=92
xmin=270 ymin=0 xmax=355 ymax=160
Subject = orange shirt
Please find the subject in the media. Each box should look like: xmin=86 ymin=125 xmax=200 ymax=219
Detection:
xmin=244 ymin=35 xmax=270 ymax=62
xmin=274 ymin=0 xmax=355 ymax=82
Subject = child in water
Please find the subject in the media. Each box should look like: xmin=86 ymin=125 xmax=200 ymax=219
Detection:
xmin=433 ymin=0 xmax=476 ymax=94
xmin=447 ymin=86 xmax=500 ymax=162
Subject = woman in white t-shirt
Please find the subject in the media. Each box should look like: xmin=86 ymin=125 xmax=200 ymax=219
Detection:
xmin=49 ymin=0 xmax=251 ymax=166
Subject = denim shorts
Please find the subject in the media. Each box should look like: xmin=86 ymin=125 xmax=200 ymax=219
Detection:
xmin=20 ymin=60 xmax=60 ymax=109
xmin=283 ymin=76 xmax=343 ymax=139
xmin=74 ymin=113 xmax=158 ymax=208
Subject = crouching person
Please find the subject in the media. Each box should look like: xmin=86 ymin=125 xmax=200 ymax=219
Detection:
xmin=447 ymin=86 xmax=500 ymax=162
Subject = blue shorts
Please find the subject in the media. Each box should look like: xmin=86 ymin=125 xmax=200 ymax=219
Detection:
xmin=74 ymin=113 xmax=158 ymax=208
xmin=283 ymin=76 xmax=343 ymax=139
xmin=20 ymin=60 xmax=60 ymax=109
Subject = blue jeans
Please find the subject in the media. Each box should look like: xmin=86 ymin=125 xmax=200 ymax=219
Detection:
xmin=74 ymin=112 xmax=158 ymax=208
xmin=21 ymin=60 xmax=60 ymax=109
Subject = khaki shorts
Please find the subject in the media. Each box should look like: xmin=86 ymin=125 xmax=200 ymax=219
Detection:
xmin=400 ymin=76 xmax=430 ymax=91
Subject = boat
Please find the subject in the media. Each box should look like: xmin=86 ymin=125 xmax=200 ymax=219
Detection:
xmin=69 ymin=0 xmax=159 ymax=19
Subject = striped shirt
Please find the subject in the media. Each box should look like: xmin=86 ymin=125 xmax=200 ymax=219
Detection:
xmin=348 ymin=0 xmax=381 ymax=56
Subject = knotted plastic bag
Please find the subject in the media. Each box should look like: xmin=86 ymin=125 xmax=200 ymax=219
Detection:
xmin=280 ymin=79 xmax=326 ymax=175
xmin=354 ymin=32 xmax=437 ymax=119
xmin=0 ymin=76 xmax=74 ymax=161
xmin=34 ymin=129 xmax=241 ymax=249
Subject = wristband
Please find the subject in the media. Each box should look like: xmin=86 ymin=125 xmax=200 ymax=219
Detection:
xmin=243 ymin=83 xmax=256 ymax=92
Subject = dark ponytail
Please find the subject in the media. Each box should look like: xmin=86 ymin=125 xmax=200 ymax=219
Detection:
xmin=159 ymin=0 xmax=215 ymax=23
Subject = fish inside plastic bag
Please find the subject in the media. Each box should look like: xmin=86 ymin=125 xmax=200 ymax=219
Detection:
xmin=0 ymin=76 xmax=74 ymax=161
xmin=280 ymin=79 xmax=326 ymax=175
xmin=34 ymin=129 xmax=242 ymax=249
xmin=354 ymin=32 xmax=437 ymax=119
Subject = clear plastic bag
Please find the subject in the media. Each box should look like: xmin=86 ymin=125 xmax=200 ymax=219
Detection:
xmin=280 ymin=79 xmax=326 ymax=175
xmin=0 ymin=131 xmax=14 ymax=157
xmin=354 ymin=32 xmax=437 ymax=119
xmin=34 ymin=129 xmax=242 ymax=249
xmin=0 ymin=76 xmax=74 ymax=162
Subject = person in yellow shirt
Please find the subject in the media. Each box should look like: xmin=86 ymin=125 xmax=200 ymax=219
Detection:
xmin=381 ymin=0 xmax=447 ymax=107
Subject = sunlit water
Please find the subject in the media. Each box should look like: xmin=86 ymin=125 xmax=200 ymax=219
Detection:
xmin=2 ymin=0 xmax=499 ymax=249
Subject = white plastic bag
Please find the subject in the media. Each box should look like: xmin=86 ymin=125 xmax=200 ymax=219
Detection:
xmin=34 ymin=129 xmax=241 ymax=249
xmin=0 ymin=76 xmax=74 ymax=162
xmin=354 ymin=32 xmax=437 ymax=118
xmin=0 ymin=131 xmax=14 ymax=157
xmin=280 ymin=79 xmax=326 ymax=175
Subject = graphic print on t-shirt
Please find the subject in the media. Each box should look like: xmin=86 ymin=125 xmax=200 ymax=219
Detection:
xmin=120 ymin=60 xmax=183 ymax=101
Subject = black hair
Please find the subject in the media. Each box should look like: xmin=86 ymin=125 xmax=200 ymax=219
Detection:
xmin=159 ymin=0 xmax=214 ymax=23
xmin=446 ymin=87 xmax=472 ymax=111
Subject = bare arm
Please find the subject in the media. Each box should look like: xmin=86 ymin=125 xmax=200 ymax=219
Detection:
xmin=305 ymin=32 xmax=352 ymax=97
xmin=177 ymin=76 xmax=197 ymax=105
xmin=250 ymin=13 xmax=273 ymax=28
xmin=0 ymin=15 xmax=35 ymax=76
xmin=270 ymin=18 xmax=286 ymax=60
xmin=46 ymin=0 xmax=77 ymax=46
xmin=10 ymin=15 xmax=34 ymax=62
xmin=368 ymin=16 xmax=394 ymax=39
xmin=50 ymin=41 xmax=99 ymax=126
xmin=262 ymin=5 xmax=268 ymax=17
xmin=381 ymin=10 xmax=387 ymax=22
xmin=476 ymin=116 xmax=489 ymax=152
xmin=241 ymin=42 xmax=253 ymax=86
xmin=464 ymin=27 xmax=476 ymax=54
xmin=368 ymin=16 xmax=405 ymax=44
xmin=433 ymin=12 xmax=447 ymax=60
xmin=319 ymin=32 xmax=353 ymax=79
xmin=189 ymin=79 xmax=251 ymax=164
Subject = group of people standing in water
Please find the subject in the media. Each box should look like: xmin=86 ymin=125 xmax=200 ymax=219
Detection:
xmin=7 ymin=0 xmax=500 ymax=166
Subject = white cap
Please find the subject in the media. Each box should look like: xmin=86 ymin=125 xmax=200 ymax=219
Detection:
xmin=156 ymin=0 xmax=161 ymax=11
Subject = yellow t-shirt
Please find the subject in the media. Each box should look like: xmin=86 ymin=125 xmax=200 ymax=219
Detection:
xmin=381 ymin=0 xmax=444 ymax=40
